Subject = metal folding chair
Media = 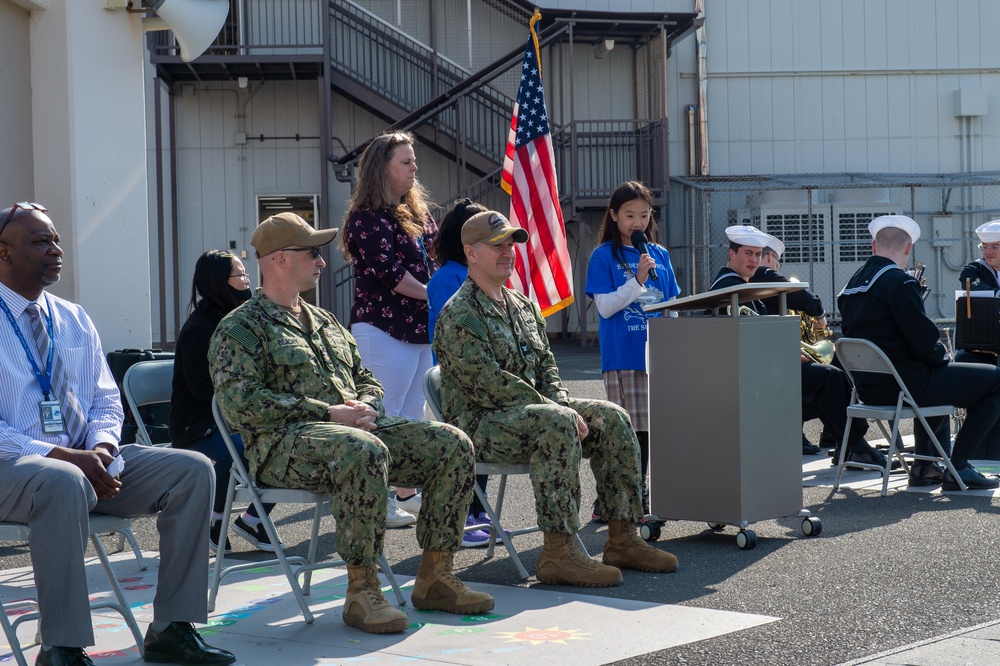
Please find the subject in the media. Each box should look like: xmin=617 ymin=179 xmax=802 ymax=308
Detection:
xmin=422 ymin=365 xmax=587 ymax=580
xmin=122 ymin=359 xmax=174 ymax=448
xmin=833 ymin=337 xmax=966 ymax=496
xmin=0 ymin=515 xmax=146 ymax=666
xmin=208 ymin=398 xmax=404 ymax=623
xmin=107 ymin=359 xmax=183 ymax=571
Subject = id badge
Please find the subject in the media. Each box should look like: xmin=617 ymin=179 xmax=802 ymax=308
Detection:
xmin=40 ymin=400 xmax=65 ymax=434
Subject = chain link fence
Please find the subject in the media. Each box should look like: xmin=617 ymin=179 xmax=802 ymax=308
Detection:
xmin=666 ymin=172 xmax=1000 ymax=336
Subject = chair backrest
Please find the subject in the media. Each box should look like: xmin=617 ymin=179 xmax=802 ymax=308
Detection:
xmin=122 ymin=359 xmax=174 ymax=447
xmin=423 ymin=365 xmax=444 ymax=421
xmin=835 ymin=337 xmax=912 ymax=400
xmin=211 ymin=396 xmax=255 ymax=489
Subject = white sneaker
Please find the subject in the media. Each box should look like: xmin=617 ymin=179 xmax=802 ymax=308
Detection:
xmin=395 ymin=492 xmax=422 ymax=515
xmin=387 ymin=495 xmax=417 ymax=528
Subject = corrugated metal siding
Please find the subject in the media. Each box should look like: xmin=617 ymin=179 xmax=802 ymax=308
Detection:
xmin=702 ymin=0 xmax=1000 ymax=176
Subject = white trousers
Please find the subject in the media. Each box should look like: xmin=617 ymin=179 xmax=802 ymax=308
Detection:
xmin=351 ymin=322 xmax=433 ymax=420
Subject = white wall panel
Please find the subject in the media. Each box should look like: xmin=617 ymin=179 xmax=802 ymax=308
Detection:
xmin=843 ymin=139 xmax=868 ymax=171
xmin=722 ymin=0 xmax=750 ymax=72
xmin=791 ymin=0 xmax=822 ymax=71
xmin=746 ymin=7 xmax=772 ymax=71
xmin=865 ymin=1 xmax=890 ymax=70
xmin=867 ymin=138 xmax=890 ymax=171
xmin=819 ymin=0 xmax=845 ymax=70
xmin=933 ymin=0 xmax=961 ymax=69
xmin=793 ymin=77 xmax=823 ymax=141
xmin=978 ymin=0 xmax=1000 ymax=66
xmin=750 ymin=140 xmax=775 ymax=174
xmin=888 ymin=137 xmax=913 ymax=171
xmin=749 ymin=78 xmax=773 ymax=142
xmin=842 ymin=77 xmax=868 ymax=139
xmin=841 ymin=0 xmax=867 ymax=72
xmin=726 ymin=78 xmax=752 ymax=141
xmin=797 ymin=139 xmax=824 ymax=172
xmin=768 ymin=0 xmax=794 ymax=70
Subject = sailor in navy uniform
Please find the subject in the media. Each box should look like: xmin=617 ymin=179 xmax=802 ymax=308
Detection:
xmin=839 ymin=215 xmax=1000 ymax=483
xmin=710 ymin=227 xmax=886 ymax=465
xmin=960 ymin=220 xmax=1000 ymax=293
xmin=956 ymin=220 xmax=1000 ymax=365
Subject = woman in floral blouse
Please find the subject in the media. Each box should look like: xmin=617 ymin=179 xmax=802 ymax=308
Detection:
xmin=341 ymin=131 xmax=436 ymax=526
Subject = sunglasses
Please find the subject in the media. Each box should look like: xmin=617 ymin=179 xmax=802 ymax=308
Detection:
xmin=0 ymin=202 xmax=47 ymax=238
xmin=280 ymin=246 xmax=323 ymax=259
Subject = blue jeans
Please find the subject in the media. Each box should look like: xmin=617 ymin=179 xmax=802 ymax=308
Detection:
xmin=180 ymin=429 xmax=273 ymax=517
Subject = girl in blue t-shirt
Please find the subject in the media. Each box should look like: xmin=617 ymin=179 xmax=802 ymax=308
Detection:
xmin=584 ymin=181 xmax=679 ymax=520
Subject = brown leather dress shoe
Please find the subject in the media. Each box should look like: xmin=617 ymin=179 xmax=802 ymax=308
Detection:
xmin=143 ymin=622 xmax=236 ymax=665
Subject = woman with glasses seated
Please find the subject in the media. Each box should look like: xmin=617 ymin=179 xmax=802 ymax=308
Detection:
xmin=170 ymin=249 xmax=282 ymax=554
xmin=340 ymin=131 xmax=438 ymax=528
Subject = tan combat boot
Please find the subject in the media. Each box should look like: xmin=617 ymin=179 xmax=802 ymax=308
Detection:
xmin=343 ymin=565 xmax=409 ymax=634
xmin=411 ymin=551 xmax=495 ymax=614
xmin=602 ymin=519 xmax=679 ymax=573
xmin=536 ymin=532 xmax=623 ymax=587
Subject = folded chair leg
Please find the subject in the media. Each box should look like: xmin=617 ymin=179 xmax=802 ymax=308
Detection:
xmin=90 ymin=533 xmax=145 ymax=657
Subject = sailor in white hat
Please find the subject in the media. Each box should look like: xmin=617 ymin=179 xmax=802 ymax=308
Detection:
xmin=839 ymin=215 xmax=1000 ymax=490
xmin=867 ymin=214 xmax=921 ymax=247
xmin=960 ymin=219 xmax=1000 ymax=294
xmin=709 ymin=225 xmax=776 ymax=289
xmin=954 ymin=219 xmax=1000 ymax=366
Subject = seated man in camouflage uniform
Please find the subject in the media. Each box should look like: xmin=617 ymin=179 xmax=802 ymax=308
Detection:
xmin=432 ymin=211 xmax=678 ymax=587
xmin=210 ymin=212 xmax=494 ymax=634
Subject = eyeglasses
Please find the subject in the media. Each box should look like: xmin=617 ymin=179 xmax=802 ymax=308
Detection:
xmin=229 ymin=272 xmax=250 ymax=280
xmin=0 ymin=202 xmax=47 ymax=238
xmin=980 ymin=243 xmax=1000 ymax=253
xmin=280 ymin=247 xmax=322 ymax=259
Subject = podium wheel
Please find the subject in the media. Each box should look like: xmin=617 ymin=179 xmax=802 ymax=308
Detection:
xmin=801 ymin=517 xmax=823 ymax=537
xmin=736 ymin=529 xmax=757 ymax=550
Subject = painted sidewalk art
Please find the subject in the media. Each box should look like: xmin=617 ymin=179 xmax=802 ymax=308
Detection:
xmin=0 ymin=554 xmax=775 ymax=665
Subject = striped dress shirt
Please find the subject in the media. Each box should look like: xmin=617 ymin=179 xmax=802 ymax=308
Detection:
xmin=0 ymin=281 xmax=122 ymax=459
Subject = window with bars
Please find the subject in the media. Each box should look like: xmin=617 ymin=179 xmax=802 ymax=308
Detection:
xmin=762 ymin=213 xmax=827 ymax=263
xmin=836 ymin=211 xmax=897 ymax=261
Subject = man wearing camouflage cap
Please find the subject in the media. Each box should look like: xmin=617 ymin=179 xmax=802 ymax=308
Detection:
xmin=210 ymin=212 xmax=493 ymax=634
xmin=433 ymin=211 xmax=678 ymax=587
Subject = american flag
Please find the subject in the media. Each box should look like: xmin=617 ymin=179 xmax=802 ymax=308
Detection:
xmin=500 ymin=32 xmax=574 ymax=317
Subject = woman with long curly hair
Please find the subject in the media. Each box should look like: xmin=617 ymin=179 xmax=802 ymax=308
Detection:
xmin=341 ymin=131 xmax=436 ymax=527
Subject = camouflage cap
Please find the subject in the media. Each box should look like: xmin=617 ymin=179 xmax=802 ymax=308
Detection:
xmin=461 ymin=211 xmax=529 ymax=246
xmin=251 ymin=212 xmax=338 ymax=258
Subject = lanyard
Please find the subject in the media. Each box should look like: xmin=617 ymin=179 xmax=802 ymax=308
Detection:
xmin=0 ymin=294 xmax=55 ymax=398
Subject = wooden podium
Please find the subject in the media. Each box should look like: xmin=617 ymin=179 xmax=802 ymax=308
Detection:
xmin=643 ymin=283 xmax=820 ymax=548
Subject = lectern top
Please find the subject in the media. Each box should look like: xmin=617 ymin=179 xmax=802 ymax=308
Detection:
xmin=643 ymin=282 xmax=809 ymax=314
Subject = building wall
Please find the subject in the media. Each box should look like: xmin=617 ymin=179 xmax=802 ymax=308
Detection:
xmin=700 ymin=0 xmax=1000 ymax=176
xmin=1 ymin=1 xmax=152 ymax=352
xmin=0 ymin=2 xmax=34 ymax=202
xmin=157 ymin=80 xmax=323 ymax=340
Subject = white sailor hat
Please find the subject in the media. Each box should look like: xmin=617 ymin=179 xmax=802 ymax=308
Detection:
xmin=868 ymin=215 xmax=920 ymax=244
xmin=975 ymin=220 xmax=1000 ymax=244
xmin=725 ymin=225 xmax=773 ymax=249
xmin=764 ymin=236 xmax=785 ymax=258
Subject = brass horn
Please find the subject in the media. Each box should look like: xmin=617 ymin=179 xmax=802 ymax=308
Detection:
xmin=796 ymin=310 xmax=834 ymax=364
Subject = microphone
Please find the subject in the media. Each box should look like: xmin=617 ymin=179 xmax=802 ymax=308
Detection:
xmin=629 ymin=230 xmax=658 ymax=281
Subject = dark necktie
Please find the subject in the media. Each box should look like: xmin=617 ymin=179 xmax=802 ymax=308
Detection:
xmin=25 ymin=303 xmax=88 ymax=447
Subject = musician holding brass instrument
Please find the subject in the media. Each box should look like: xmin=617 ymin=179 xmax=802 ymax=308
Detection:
xmin=711 ymin=226 xmax=888 ymax=467
xmin=955 ymin=220 xmax=1000 ymax=367
xmin=839 ymin=215 xmax=1000 ymax=487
